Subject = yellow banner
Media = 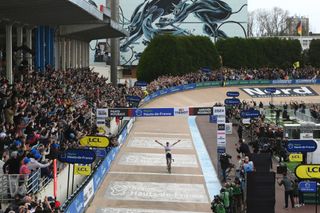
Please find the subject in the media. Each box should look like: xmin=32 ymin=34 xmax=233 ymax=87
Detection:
xmin=80 ymin=136 xmax=109 ymax=148
xmin=295 ymin=164 xmax=320 ymax=179
xmin=74 ymin=164 xmax=91 ymax=176
xmin=97 ymin=126 xmax=106 ymax=134
xmin=289 ymin=154 xmax=303 ymax=162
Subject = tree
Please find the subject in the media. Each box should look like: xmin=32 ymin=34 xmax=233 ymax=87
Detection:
xmin=216 ymin=37 xmax=301 ymax=69
xmin=309 ymin=39 xmax=320 ymax=67
xmin=247 ymin=11 xmax=255 ymax=38
xmin=250 ymin=7 xmax=289 ymax=37
xmin=137 ymin=35 xmax=221 ymax=82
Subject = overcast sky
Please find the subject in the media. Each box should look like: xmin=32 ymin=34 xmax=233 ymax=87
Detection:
xmin=248 ymin=0 xmax=319 ymax=33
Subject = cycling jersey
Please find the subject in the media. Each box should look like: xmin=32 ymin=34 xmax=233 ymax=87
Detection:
xmin=164 ymin=145 xmax=172 ymax=154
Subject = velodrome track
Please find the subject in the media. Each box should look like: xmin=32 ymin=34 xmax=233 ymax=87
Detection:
xmin=87 ymin=85 xmax=320 ymax=213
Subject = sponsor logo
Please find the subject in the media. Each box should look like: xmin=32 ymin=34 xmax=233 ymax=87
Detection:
xmin=241 ymin=86 xmax=318 ymax=98
xmin=226 ymin=91 xmax=240 ymax=97
xmin=287 ymin=139 xmax=317 ymax=153
xmin=218 ymin=124 xmax=225 ymax=131
xmin=213 ymin=107 xmax=225 ymax=116
xmin=298 ymin=181 xmax=317 ymax=192
xmin=80 ymin=136 xmax=109 ymax=148
xmin=289 ymin=153 xmax=303 ymax=162
xmin=189 ymin=107 xmax=213 ymax=115
xmin=59 ymin=149 xmax=96 ymax=164
xmin=96 ymin=108 xmax=108 ymax=118
xmin=295 ymin=164 xmax=320 ymax=179
xmin=74 ymin=164 xmax=91 ymax=176
xmin=174 ymin=107 xmax=189 ymax=116
xmin=108 ymin=108 xmax=131 ymax=117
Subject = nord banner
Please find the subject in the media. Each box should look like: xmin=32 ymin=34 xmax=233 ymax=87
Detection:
xmin=241 ymin=86 xmax=318 ymax=98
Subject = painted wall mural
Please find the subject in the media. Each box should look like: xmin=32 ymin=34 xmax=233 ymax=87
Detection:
xmin=119 ymin=0 xmax=248 ymax=65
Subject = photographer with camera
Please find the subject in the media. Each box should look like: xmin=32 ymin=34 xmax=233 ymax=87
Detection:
xmin=211 ymin=195 xmax=226 ymax=213
xmin=220 ymin=153 xmax=233 ymax=182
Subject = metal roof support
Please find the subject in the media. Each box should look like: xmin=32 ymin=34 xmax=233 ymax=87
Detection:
xmin=79 ymin=41 xmax=82 ymax=68
xmin=16 ymin=26 xmax=23 ymax=66
xmin=6 ymin=24 xmax=13 ymax=84
xmin=54 ymin=37 xmax=59 ymax=71
xmin=26 ymin=28 xmax=33 ymax=70
xmin=110 ymin=0 xmax=119 ymax=87
xmin=61 ymin=37 xmax=66 ymax=71
xmin=66 ymin=39 xmax=71 ymax=69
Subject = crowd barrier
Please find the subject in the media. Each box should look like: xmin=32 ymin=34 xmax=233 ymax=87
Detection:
xmin=62 ymin=78 xmax=319 ymax=211
xmin=142 ymin=79 xmax=320 ymax=105
xmin=63 ymin=118 xmax=134 ymax=213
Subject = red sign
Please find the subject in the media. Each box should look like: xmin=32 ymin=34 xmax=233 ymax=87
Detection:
xmin=53 ymin=159 xmax=57 ymax=198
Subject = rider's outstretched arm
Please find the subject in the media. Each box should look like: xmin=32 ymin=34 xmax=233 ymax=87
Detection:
xmin=154 ymin=140 xmax=164 ymax=147
xmin=171 ymin=139 xmax=181 ymax=147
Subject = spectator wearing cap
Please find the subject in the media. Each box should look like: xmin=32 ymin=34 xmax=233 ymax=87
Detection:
xmin=11 ymin=139 xmax=22 ymax=151
xmin=20 ymin=157 xmax=31 ymax=175
xmin=47 ymin=143 xmax=60 ymax=160
xmin=3 ymin=151 xmax=20 ymax=174
xmin=28 ymin=153 xmax=52 ymax=172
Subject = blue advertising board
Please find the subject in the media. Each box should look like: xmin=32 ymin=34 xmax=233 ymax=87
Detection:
xmin=298 ymin=181 xmax=317 ymax=193
xmin=65 ymin=189 xmax=84 ymax=213
xmin=134 ymin=81 xmax=148 ymax=87
xmin=134 ymin=108 xmax=174 ymax=117
xmin=209 ymin=115 xmax=217 ymax=123
xmin=224 ymin=98 xmax=241 ymax=105
xmin=217 ymin=147 xmax=226 ymax=154
xmin=93 ymin=148 xmax=107 ymax=158
xmin=265 ymin=87 xmax=276 ymax=93
xmin=183 ymin=83 xmax=196 ymax=90
xmin=287 ymin=140 xmax=317 ymax=153
xmin=126 ymin=95 xmax=141 ymax=102
xmin=226 ymin=91 xmax=240 ymax=97
xmin=59 ymin=149 xmax=96 ymax=164
xmin=240 ymin=110 xmax=260 ymax=118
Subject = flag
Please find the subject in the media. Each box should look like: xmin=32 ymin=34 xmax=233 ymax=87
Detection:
xmin=297 ymin=21 xmax=302 ymax=36
xmin=293 ymin=61 xmax=300 ymax=69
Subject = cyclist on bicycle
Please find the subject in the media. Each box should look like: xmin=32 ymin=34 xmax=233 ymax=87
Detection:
xmin=154 ymin=139 xmax=181 ymax=172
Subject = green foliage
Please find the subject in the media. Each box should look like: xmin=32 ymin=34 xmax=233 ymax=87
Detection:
xmin=216 ymin=37 xmax=302 ymax=69
xmin=137 ymin=35 xmax=221 ymax=82
xmin=309 ymin=39 xmax=320 ymax=67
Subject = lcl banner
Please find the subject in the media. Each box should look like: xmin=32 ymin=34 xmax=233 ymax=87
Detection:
xmin=80 ymin=136 xmax=110 ymax=148
xmin=74 ymin=164 xmax=91 ymax=176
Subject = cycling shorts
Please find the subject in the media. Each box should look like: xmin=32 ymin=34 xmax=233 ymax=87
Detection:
xmin=166 ymin=153 xmax=172 ymax=159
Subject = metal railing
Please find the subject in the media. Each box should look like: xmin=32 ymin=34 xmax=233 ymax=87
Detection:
xmin=264 ymin=108 xmax=320 ymax=124
xmin=0 ymin=169 xmax=51 ymax=202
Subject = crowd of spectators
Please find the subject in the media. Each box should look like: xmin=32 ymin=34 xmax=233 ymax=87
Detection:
xmin=0 ymin=67 xmax=143 ymax=212
xmin=146 ymin=66 xmax=320 ymax=92
xmin=0 ymin=64 xmax=319 ymax=212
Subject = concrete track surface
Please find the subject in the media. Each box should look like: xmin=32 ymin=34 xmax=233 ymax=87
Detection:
xmin=87 ymin=85 xmax=320 ymax=213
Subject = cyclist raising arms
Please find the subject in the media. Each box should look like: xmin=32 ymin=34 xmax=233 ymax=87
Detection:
xmin=154 ymin=139 xmax=181 ymax=173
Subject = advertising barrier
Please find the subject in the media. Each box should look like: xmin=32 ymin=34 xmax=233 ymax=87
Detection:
xmin=226 ymin=91 xmax=240 ymax=97
xmin=59 ymin=149 xmax=96 ymax=164
xmin=142 ymin=79 xmax=320 ymax=105
xmin=240 ymin=110 xmax=260 ymax=118
xmin=224 ymin=98 xmax=241 ymax=106
xmin=295 ymin=164 xmax=320 ymax=179
xmin=298 ymin=181 xmax=317 ymax=193
xmin=287 ymin=140 xmax=318 ymax=153
xmin=64 ymin=118 xmax=133 ymax=213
